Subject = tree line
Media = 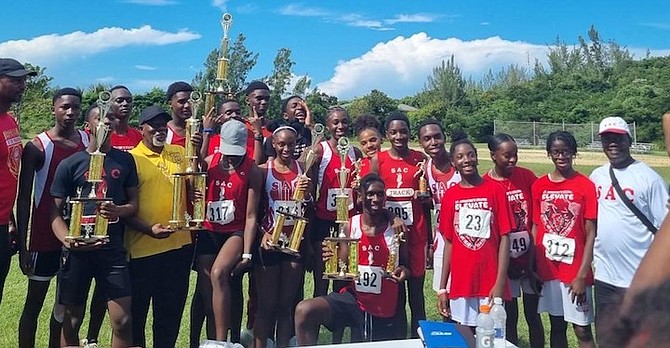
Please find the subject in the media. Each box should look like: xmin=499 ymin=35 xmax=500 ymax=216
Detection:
xmin=13 ymin=26 xmax=670 ymax=144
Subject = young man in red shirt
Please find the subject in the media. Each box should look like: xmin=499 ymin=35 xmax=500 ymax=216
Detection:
xmin=108 ymin=85 xmax=142 ymax=151
xmin=0 ymin=58 xmax=35 ymax=305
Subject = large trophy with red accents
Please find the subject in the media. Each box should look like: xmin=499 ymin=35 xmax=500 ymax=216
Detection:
xmin=204 ymin=13 xmax=235 ymax=113
xmin=66 ymin=91 xmax=113 ymax=244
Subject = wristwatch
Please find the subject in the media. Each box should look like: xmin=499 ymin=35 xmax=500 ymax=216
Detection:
xmin=242 ymin=253 xmax=253 ymax=260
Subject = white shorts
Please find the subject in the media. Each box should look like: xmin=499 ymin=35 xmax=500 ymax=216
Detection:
xmin=537 ymin=280 xmax=594 ymax=326
xmin=449 ymin=297 xmax=489 ymax=327
xmin=509 ymin=277 xmax=537 ymax=298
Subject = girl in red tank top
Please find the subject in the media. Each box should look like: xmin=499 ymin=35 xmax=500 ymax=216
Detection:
xmin=255 ymin=126 xmax=312 ymax=348
xmin=294 ymin=174 xmax=410 ymax=345
xmin=194 ymin=119 xmax=262 ymax=341
xmin=353 ymin=114 xmax=383 ymax=179
xmin=309 ymin=107 xmax=362 ymax=298
xmin=370 ymin=111 xmax=430 ymax=337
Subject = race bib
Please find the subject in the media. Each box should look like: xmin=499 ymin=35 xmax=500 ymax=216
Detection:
xmin=458 ymin=207 xmax=491 ymax=239
xmin=386 ymin=201 xmax=414 ymax=225
xmin=509 ymin=231 xmax=530 ymax=259
xmin=273 ymin=200 xmax=297 ymax=226
xmin=355 ymin=265 xmax=383 ymax=294
xmin=207 ymin=200 xmax=235 ymax=225
xmin=433 ymin=203 xmax=441 ymax=227
xmin=542 ymin=233 xmax=575 ymax=264
xmin=327 ymin=188 xmax=354 ymax=212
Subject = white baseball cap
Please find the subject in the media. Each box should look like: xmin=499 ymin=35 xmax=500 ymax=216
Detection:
xmin=598 ymin=116 xmax=631 ymax=136
xmin=219 ymin=119 xmax=247 ymax=156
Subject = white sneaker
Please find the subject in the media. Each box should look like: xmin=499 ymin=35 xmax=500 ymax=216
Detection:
xmin=80 ymin=339 xmax=99 ymax=348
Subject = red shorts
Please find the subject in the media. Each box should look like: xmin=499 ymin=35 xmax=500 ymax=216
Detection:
xmin=406 ymin=226 xmax=428 ymax=277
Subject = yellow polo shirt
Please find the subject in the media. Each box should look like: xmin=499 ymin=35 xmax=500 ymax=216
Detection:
xmin=126 ymin=141 xmax=191 ymax=259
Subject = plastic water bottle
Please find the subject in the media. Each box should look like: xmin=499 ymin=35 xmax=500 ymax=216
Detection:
xmin=476 ymin=303 xmax=494 ymax=348
xmin=491 ymin=297 xmax=507 ymax=347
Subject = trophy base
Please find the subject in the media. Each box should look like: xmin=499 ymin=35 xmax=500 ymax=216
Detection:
xmin=416 ymin=192 xmax=432 ymax=199
xmin=173 ymin=171 xmax=207 ymax=177
xmin=267 ymin=244 xmax=301 ymax=258
xmin=70 ymin=197 xmax=114 ymax=203
xmin=323 ymin=273 xmax=359 ymax=281
xmin=65 ymin=235 xmax=110 ymax=244
xmin=188 ymin=221 xmax=206 ymax=231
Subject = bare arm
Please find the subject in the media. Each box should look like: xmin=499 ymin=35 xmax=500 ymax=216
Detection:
xmin=16 ymin=141 xmax=43 ymax=253
xmin=244 ymin=164 xmax=262 ymax=255
xmin=491 ymin=235 xmax=510 ymax=299
xmin=50 ymin=197 xmax=70 ymax=247
xmin=370 ymin=153 xmax=379 ymax=174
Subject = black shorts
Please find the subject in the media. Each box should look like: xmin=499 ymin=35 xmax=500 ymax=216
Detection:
xmin=58 ymin=249 xmax=131 ymax=306
xmin=28 ymin=250 xmax=62 ymax=281
xmin=195 ymin=230 xmax=244 ymax=257
xmin=310 ymin=217 xmax=338 ymax=242
xmin=323 ymin=289 xmax=396 ymax=341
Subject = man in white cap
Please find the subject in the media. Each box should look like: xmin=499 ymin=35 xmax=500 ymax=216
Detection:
xmin=589 ymin=116 xmax=668 ymax=340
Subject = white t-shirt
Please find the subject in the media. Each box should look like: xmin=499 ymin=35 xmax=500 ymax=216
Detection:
xmin=590 ymin=161 xmax=669 ymax=288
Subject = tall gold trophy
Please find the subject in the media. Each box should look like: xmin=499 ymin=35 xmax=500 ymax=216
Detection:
xmin=205 ymin=13 xmax=235 ymax=114
xmin=323 ymin=137 xmax=361 ymax=281
xmin=170 ymin=91 xmax=207 ymax=230
xmin=268 ymin=124 xmax=325 ymax=256
xmin=66 ymin=91 xmax=113 ymax=243
xmin=384 ymin=230 xmax=405 ymax=277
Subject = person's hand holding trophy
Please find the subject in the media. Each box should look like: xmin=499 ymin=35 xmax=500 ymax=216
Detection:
xmin=65 ymin=91 xmax=114 ymax=248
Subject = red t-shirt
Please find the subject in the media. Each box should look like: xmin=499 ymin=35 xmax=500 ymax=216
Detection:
xmin=345 ymin=214 xmax=399 ymax=318
xmin=203 ymin=153 xmax=252 ymax=233
xmin=483 ymin=167 xmax=537 ymax=271
xmin=438 ymin=178 xmax=513 ymax=299
xmin=0 ymin=113 xmax=22 ymax=224
xmin=531 ymin=173 xmax=597 ymax=285
xmin=111 ymin=127 xmax=142 ymax=152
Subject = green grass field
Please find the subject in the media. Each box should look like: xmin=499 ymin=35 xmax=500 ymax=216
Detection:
xmin=2 ymin=155 xmax=668 ymax=347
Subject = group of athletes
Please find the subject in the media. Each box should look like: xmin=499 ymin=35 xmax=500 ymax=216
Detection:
xmin=2 ymin=57 xmax=668 ymax=348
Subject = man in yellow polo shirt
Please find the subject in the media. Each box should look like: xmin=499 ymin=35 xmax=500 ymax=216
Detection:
xmin=125 ymin=105 xmax=193 ymax=348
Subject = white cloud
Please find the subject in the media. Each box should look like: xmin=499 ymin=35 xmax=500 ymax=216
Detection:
xmin=384 ymin=13 xmax=439 ymax=25
xmin=480 ymin=22 xmax=491 ymax=26
xmin=134 ymin=64 xmax=158 ymax=71
xmin=278 ymin=4 xmax=329 ymax=17
xmin=124 ymin=0 xmax=176 ymax=5
xmin=640 ymin=22 xmax=670 ymax=30
xmin=0 ymin=26 xmax=200 ymax=66
xmin=317 ymin=33 xmax=549 ymax=99
xmin=340 ymin=14 xmax=393 ymax=31
xmin=211 ymin=0 xmax=229 ymax=11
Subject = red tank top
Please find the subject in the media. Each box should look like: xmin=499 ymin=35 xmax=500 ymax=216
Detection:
xmin=377 ymin=150 xmax=429 ymax=242
xmin=261 ymin=160 xmax=302 ymax=235
xmin=344 ymin=214 xmax=399 ymax=318
xmin=29 ymin=131 xmax=89 ymax=251
xmin=166 ymin=125 xmax=186 ymax=147
xmin=315 ymin=140 xmax=357 ymax=220
xmin=204 ymin=153 xmax=252 ymax=233
xmin=0 ymin=113 xmax=21 ymax=225
xmin=427 ymin=158 xmax=461 ymax=249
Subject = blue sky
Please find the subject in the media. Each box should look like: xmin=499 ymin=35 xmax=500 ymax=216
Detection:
xmin=1 ymin=0 xmax=669 ymax=100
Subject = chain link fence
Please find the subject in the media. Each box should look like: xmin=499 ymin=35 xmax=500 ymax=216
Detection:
xmin=493 ymin=120 xmax=653 ymax=153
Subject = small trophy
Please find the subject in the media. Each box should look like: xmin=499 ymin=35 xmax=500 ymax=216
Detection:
xmin=267 ymin=124 xmax=326 ymax=256
xmin=335 ymin=137 xmax=353 ymax=223
xmin=416 ymin=159 xmax=431 ymax=199
xmin=350 ymin=158 xmax=362 ymax=191
xmin=384 ymin=230 xmax=405 ymax=277
xmin=65 ymin=91 xmax=113 ymax=244
xmin=170 ymin=91 xmax=207 ymax=230
xmin=323 ymin=226 xmax=360 ymax=281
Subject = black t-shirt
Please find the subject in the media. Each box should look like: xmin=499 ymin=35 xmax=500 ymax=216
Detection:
xmin=264 ymin=125 xmax=312 ymax=160
xmin=51 ymin=148 xmax=138 ymax=250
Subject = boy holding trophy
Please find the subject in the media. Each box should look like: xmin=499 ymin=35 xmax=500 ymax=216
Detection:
xmin=49 ymin=103 xmax=139 ymax=348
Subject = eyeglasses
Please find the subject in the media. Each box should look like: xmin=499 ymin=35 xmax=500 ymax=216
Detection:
xmin=549 ymin=150 xmax=573 ymax=158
